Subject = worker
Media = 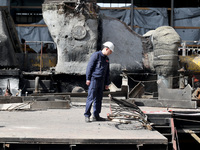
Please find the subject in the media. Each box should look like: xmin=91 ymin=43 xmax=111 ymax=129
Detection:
xmin=4 ymin=79 xmax=12 ymax=96
xmin=84 ymin=41 xmax=114 ymax=123
xmin=4 ymin=89 xmax=12 ymax=96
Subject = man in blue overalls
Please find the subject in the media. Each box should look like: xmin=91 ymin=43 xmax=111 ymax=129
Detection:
xmin=84 ymin=41 xmax=114 ymax=122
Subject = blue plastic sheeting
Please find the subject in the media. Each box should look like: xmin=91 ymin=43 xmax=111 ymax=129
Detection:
xmin=174 ymin=8 xmax=200 ymax=44
xmin=100 ymin=7 xmax=200 ymax=43
xmin=100 ymin=7 xmax=169 ymax=35
xmin=16 ymin=20 xmax=54 ymax=53
xmin=5 ymin=5 xmax=200 ymax=50
xmin=174 ymin=8 xmax=200 ymax=19
xmin=0 ymin=0 xmax=8 ymax=6
xmin=100 ymin=9 xmax=131 ymax=25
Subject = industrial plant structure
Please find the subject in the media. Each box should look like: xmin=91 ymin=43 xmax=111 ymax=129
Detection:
xmin=0 ymin=0 xmax=200 ymax=150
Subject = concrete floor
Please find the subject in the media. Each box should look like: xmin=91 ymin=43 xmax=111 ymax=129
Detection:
xmin=0 ymin=103 xmax=167 ymax=146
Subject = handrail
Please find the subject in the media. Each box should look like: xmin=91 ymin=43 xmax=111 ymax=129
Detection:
xmin=24 ymin=41 xmax=55 ymax=73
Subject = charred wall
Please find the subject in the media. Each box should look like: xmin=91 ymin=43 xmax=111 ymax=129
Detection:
xmin=42 ymin=1 xmax=99 ymax=75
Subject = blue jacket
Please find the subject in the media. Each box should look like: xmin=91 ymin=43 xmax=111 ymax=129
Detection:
xmin=86 ymin=51 xmax=110 ymax=85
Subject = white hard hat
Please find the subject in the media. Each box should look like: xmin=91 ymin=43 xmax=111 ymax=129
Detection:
xmin=103 ymin=41 xmax=114 ymax=52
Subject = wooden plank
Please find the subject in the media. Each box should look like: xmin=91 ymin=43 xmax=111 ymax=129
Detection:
xmin=30 ymin=101 xmax=70 ymax=110
xmin=100 ymin=7 xmax=171 ymax=10
xmin=30 ymin=90 xmax=128 ymax=98
xmin=0 ymin=96 xmax=22 ymax=104
xmin=0 ymin=103 xmax=30 ymax=110
xmin=11 ymin=6 xmax=42 ymax=9
xmin=183 ymin=129 xmax=200 ymax=143
xmin=0 ymin=6 xmax=8 ymax=8
xmin=16 ymin=24 xmax=47 ymax=27
xmin=190 ymin=132 xmax=200 ymax=143
xmin=174 ymin=26 xmax=200 ymax=29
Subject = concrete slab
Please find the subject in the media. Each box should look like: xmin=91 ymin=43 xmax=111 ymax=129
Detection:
xmin=0 ymin=96 xmax=22 ymax=103
xmin=134 ymin=98 xmax=197 ymax=109
xmin=0 ymin=104 xmax=167 ymax=146
xmin=30 ymin=101 xmax=70 ymax=110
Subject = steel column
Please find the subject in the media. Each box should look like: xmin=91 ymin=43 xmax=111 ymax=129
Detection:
xmin=131 ymin=0 xmax=134 ymax=30
xmin=170 ymin=0 xmax=174 ymax=27
xmin=171 ymin=118 xmax=177 ymax=150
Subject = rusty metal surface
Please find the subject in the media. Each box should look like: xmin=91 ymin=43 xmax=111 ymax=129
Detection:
xmin=16 ymin=53 xmax=57 ymax=71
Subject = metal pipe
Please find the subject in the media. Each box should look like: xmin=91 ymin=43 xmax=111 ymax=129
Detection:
xmin=170 ymin=0 xmax=174 ymax=27
xmin=8 ymin=0 xmax=10 ymax=13
xmin=40 ymin=42 xmax=43 ymax=73
xmin=179 ymin=73 xmax=185 ymax=89
xmin=23 ymin=41 xmax=55 ymax=72
xmin=182 ymin=41 xmax=186 ymax=56
xmin=35 ymin=76 xmax=40 ymax=93
xmin=171 ymin=118 xmax=177 ymax=150
xmin=24 ymin=42 xmax=27 ymax=53
xmin=24 ymin=42 xmax=27 ymax=71
xmin=131 ymin=0 xmax=134 ymax=30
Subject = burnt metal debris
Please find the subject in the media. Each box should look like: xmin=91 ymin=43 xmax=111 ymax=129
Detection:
xmin=0 ymin=0 xmax=197 ymax=108
xmin=108 ymin=94 xmax=153 ymax=130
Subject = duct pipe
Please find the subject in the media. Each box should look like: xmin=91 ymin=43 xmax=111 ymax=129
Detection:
xmin=35 ymin=76 xmax=40 ymax=93
xmin=7 ymin=0 xmax=10 ymax=13
xmin=40 ymin=42 xmax=43 ymax=73
xmin=170 ymin=0 xmax=174 ymax=27
xmin=131 ymin=0 xmax=134 ymax=30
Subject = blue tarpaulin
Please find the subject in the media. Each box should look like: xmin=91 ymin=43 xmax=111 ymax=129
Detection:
xmin=1 ymin=1 xmax=200 ymax=47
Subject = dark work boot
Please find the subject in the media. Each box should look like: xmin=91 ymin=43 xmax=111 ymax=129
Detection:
xmin=92 ymin=116 xmax=106 ymax=121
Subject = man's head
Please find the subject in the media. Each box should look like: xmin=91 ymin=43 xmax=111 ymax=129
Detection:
xmin=102 ymin=41 xmax=114 ymax=56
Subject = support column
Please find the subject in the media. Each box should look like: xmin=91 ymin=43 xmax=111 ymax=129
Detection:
xmin=131 ymin=0 xmax=134 ymax=30
xmin=170 ymin=0 xmax=174 ymax=27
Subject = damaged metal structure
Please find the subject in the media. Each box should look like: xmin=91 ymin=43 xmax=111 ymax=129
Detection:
xmin=0 ymin=1 xmax=200 ymax=150
xmin=0 ymin=0 xmax=198 ymax=108
xmin=42 ymin=0 xmax=99 ymax=75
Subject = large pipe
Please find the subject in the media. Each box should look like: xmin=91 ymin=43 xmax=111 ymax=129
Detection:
xmin=170 ymin=0 xmax=174 ymax=27
xmin=131 ymin=0 xmax=134 ymax=30
xmin=35 ymin=76 xmax=40 ymax=93
xmin=8 ymin=0 xmax=10 ymax=13
xmin=40 ymin=42 xmax=43 ymax=73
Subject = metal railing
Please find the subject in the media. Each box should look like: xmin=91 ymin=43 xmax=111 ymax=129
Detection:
xmin=23 ymin=41 xmax=55 ymax=73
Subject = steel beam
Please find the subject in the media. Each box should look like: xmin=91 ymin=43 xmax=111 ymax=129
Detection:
xmin=170 ymin=0 xmax=174 ymax=27
xmin=131 ymin=0 xmax=134 ymax=30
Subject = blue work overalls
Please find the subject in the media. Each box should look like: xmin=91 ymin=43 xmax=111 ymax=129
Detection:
xmin=84 ymin=51 xmax=110 ymax=118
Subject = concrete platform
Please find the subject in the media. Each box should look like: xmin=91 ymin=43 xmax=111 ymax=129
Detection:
xmin=0 ymin=103 xmax=168 ymax=148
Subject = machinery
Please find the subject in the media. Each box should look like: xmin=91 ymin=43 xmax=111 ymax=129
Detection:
xmin=0 ymin=0 xmax=199 ymax=108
